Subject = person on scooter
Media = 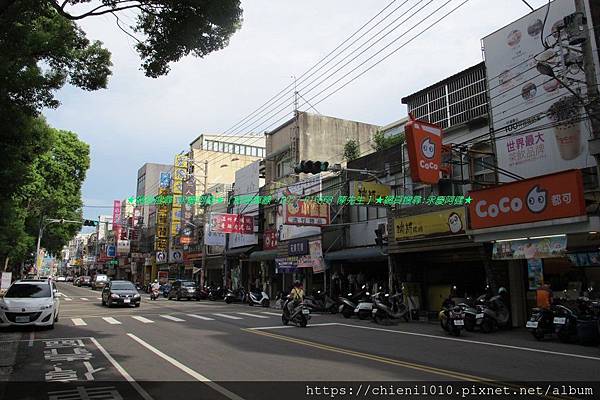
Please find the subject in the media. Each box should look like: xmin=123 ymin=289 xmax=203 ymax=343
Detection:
xmin=287 ymin=280 xmax=304 ymax=315
xmin=150 ymin=279 xmax=160 ymax=300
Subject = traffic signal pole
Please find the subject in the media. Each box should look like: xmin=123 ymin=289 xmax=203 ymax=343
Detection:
xmin=33 ymin=218 xmax=83 ymax=275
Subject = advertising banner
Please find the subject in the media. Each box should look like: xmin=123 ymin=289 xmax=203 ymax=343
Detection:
xmin=159 ymin=171 xmax=171 ymax=188
xmin=285 ymin=200 xmax=330 ymax=226
xmin=263 ymin=230 xmax=277 ymax=250
xmin=106 ymin=245 xmax=116 ymax=258
xmin=468 ymin=170 xmax=586 ymax=230
xmin=204 ymin=222 xmax=226 ymax=246
xmin=112 ymin=200 xmax=122 ymax=240
xmin=568 ymin=252 xmax=600 ymax=267
xmin=275 ymin=176 xmax=322 ymax=241
xmin=275 ymin=257 xmax=298 ymax=273
xmin=350 ymin=181 xmax=391 ymax=203
xmin=156 ymin=251 xmax=167 ymax=264
xmin=154 ymin=187 xmax=170 ymax=251
xmin=405 ymin=117 xmax=443 ymax=184
xmin=492 ymin=236 xmax=567 ymax=260
xmin=230 ymin=161 xmax=260 ymax=248
xmin=527 ymin=259 xmax=544 ymax=290
xmin=297 ymin=240 xmax=326 ymax=273
xmin=394 ymin=207 xmax=466 ymax=241
xmin=210 ymin=213 xmax=254 ymax=234
xmin=482 ymin=0 xmax=596 ymax=181
xmin=171 ymin=154 xmax=188 ymax=237
xmin=116 ymin=240 xmax=130 ymax=255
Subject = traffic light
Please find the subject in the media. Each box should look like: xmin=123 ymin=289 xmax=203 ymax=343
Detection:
xmin=294 ymin=160 xmax=330 ymax=174
xmin=83 ymin=219 xmax=98 ymax=227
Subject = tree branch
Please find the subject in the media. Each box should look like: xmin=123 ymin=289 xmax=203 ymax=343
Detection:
xmin=48 ymin=0 xmax=145 ymax=20
xmin=112 ymin=11 xmax=142 ymax=44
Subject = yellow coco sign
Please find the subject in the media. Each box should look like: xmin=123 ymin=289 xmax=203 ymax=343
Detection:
xmin=394 ymin=207 xmax=466 ymax=241
xmin=350 ymin=181 xmax=391 ymax=201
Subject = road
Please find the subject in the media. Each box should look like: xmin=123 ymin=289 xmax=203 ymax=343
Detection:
xmin=1 ymin=282 xmax=599 ymax=400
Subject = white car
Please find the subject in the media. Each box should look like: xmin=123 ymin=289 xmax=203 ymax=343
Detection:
xmin=0 ymin=279 xmax=60 ymax=329
xmin=56 ymin=276 xmax=66 ymax=282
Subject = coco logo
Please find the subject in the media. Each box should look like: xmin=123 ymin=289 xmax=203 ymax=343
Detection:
xmin=475 ymin=185 xmax=548 ymax=218
xmin=421 ymin=138 xmax=436 ymax=159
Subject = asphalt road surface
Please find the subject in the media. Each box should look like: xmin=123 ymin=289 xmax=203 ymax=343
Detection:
xmin=1 ymin=282 xmax=599 ymax=400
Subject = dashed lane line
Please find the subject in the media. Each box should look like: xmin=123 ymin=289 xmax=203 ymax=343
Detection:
xmin=160 ymin=315 xmax=185 ymax=322
xmin=236 ymin=312 xmax=269 ymax=319
xmin=212 ymin=313 xmax=242 ymax=320
xmin=131 ymin=316 xmax=154 ymax=324
xmin=185 ymin=314 xmax=215 ymax=321
xmin=72 ymin=318 xmax=87 ymax=326
xmin=102 ymin=317 xmax=122 ymax=325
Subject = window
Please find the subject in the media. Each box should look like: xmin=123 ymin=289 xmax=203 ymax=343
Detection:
xmin=218 ymin=142 xmax=224 ymax=152
xmin=469 ymin=143 xmax=496 ymax=188
xmin=234 ymin=144 xmax=240 ymax=154
xmin=259 ymin=149 xmax=265 ymax=157
xmin=244 ymin=146 xmax=250 ymax=156
xmin=252 ymin=147 xmax=258 ymax=156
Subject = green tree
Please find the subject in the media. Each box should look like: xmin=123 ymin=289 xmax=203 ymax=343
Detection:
xmin=372 ymin=131 xmax=405 ymax=152
xmin=343 ymin=139 xmax=360 ymax=162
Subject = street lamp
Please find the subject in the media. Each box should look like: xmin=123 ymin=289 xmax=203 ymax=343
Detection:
xmin=34 ymin=218 xmax=82 ymax=273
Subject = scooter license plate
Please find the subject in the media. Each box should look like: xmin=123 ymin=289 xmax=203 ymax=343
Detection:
xmin=476 ymin=313 xmax=484 ymax=319
xmin=526 ymin=321 xmax=538 ymax=328
xmin=302 ymin=309 xmax=310 ymax=315
xmin=453 ymin=319 xmax=464 ymax=326
xmin=553 ymin=317 xmax=566 ymax=325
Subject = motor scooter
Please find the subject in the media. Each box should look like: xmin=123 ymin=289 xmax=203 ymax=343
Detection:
xmin=439 ymin=304 xmax=465 ymax=336
xmin=354 ymin=290 xmax=374 ymax=320
xmin=304 ymin=290 xmax=338 ymax=313
xmin=150 ymin=287 xmax=160 ymax=301
xmin=248 ymin=289 xmax=270 ymax=307
xmin=225 ymin=287 xmax=247 ymax=304
xmin=282 ymin=296 xmax=310 ymax=327
xmin=339 ymin=285 xmax=367 ymax=318
xmin=478 ymin=294 xmax=510 ymax=333
xmin=208 ymin=286 xmax=225 ymax=301
xmin=372 ymin=292 xmax=409 ymax=324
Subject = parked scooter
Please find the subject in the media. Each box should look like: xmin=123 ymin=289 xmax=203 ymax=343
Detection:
xmin=304 ymin=290 xmax=338 ymax=313
xmin=372 ymin=291 xmax=409 ymax=324
xmin=338 ymin=285 xmax=367 ymax=318
xmin=195 ymin=286 xmax=210 ymax=301
xmin=282 ymin=296 xmax=310 ymax=327
xmin=225 ymin=287 xmax=247 ymax=304
xmin=354 ymin=289 xmax=375 ymax=320
xmin=456 ymin=298 xmax=483 ymax=331
xmin=208 ymin=286 xmax=225 ymax=301
xmin=439 ymin=304 xmax=465 ymax=336
xmin=248 ymin=289 xmax=270 ymax=307
xmin=476 ymin=287 xmax=511 ymax=333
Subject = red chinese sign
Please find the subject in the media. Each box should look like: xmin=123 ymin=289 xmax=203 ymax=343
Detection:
xmin=405 ymin=116 xmax=443 ymax=184
xmin=285 ymin=200 xmax=330 ymax=226
xmin=209 ymin=213 xmax=254 ymax=234
xmin=263 ymin=230 xmax=277 ymax=250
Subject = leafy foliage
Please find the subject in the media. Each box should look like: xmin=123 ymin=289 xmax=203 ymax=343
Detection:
xmin=371 ymin=131 xmax=405 ymax=152
xmin=343 ymin=139 xmax=360 ymax=162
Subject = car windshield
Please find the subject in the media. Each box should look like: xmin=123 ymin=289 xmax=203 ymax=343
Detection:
xmin=111 ymin=282 xmax=135 ymax=290
xmin=5 ymin=283 xmax=51 ymax=298
xmin=182 ymin=282 xmax=196 ymax=287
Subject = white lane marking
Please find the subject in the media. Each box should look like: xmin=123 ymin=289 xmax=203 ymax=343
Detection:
xmin=185 ymin=314 xmax=215 ymax=321
xmin=28 ymin=331 xmax=35 ymax=347
xmin=236 ymin=312 xmax=268 ymax=319
xmin=72 ymin=318 xmax=87 ymax=326
xmin=333 ymin=323 xmax=600 ymax=362
xmin=96 ymin=298 xmax=102 ymax=300
xmin=126 ymin=333 xmax=243 ymax=400
xmin=261 ymin=312 xmax=281 ymax=316
xmin=64 ymin=298 xmax=72 ymax=301
xmin=89 ymin=337 xmax=153 ymax=400
xmin=102 ymin=317 xmax=122 ymax=325
xmin=213 ymin=313 xmax=242 ymax=320
xmin=80 ymin=297 xmax=89 ymax=301
xmin=249 ymin=323 xmax=338 ymax=330
xmin=132 ymin=316 xmax=154 ymax=324
xmin=160 ymin=315 xmax=185 ymax=322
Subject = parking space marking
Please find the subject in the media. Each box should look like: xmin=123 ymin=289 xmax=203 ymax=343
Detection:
xmin=28 ymin=331 xmax=35 ymax=347
xmin=102 ymin=317 xmax=122 ymax=325
xmin=186 ymin=314 xmax=215 ymax=321
xmin=72 ymin=318 xmax=87 ymax=326
xmin=89 ymin=337 xmax=153 ymax=400
xmin=160 ymin=315 xmax=185 ymax=322
xmin=236 ymin=312 xmax=269 ymax=319
xmin=132 ymin=316 xmax=154 ymax=324
xmin=127 ymin=333 xmax=243 ymax=400
xmin=80 ymin=297 xmax=89 ymax=301
xmin=261 ymin=312 xmax=281 ymax=316
xmin=212 ymin=313 xmax=242 ymax=320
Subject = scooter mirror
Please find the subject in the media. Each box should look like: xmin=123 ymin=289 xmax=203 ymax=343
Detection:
xmin=362 ymin=285 xmax=366 ymax=289
xmin=385 ymin=293 xmax=390 ymax=297
xmin=317 ymin=290 xmax=321 ymax=294
xmin=366 ymin=292 xmax=370 ymax=296
xmin=348 ymin=293 xmax=352 ymax=296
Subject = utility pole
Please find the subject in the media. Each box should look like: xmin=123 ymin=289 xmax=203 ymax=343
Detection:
xmin=575 ymin=0 xmax=600 ymax=170
xmin=201 ymin=159 xmax=208 ymax=288
xmin=34 ymin=218 xmax=82 ymax=274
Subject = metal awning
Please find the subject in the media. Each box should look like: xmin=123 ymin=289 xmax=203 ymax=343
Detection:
xmin=324 ymin=246 xmax=388 ymax=262
xmin=249 ymin=250 xmax=278 ymax=261
xmin=225 ymin=246 xmax=255 ymax=258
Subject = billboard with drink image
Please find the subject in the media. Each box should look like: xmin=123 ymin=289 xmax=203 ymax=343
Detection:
xmin=482 ymin=0 xmax=596 ymax=181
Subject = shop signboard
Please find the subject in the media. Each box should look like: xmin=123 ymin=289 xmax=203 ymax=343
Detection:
xmin=106 ymin=245 xmax=116 ymax=258
xmin=284 ymin=200 xmax=330 ymax=226
xmin=527 ymin=258 xmax=544 ymax=290
xmin=468 ymin=170 xmax=586 ymax=230
xmin=275 ymin=257 xmax=298 ymax=273
xmin=112 ymin=200 xmax=122 ymax=240
xmin=155 ymin=187 xmax=170 ymax=251
xmin=297 ymin=240 xmax=326 ymax=273
xmin=263 ymin=230 xmax=277 ymax=250
xmin=171 ymin=154 xmax=188 ymax=237
xmin=275 ymin=176 xmax=322 ymax=241
xmin=209 ymin=213 xmax=254 ymax=234
xmin=288 ymin=239 xmax=309 ymax=256
xmin=405 ymin=117 xmax=443 ymax=184
xmin=169 ymin=249 xmax=183 ymax=263
xmin=349 ymin=181 xmax=391 ymax=203
xmin=204 ymin=222 xmax=226 ymax=246
xmin=230 ymin=161 xmax=261 ymax=248
xmin=159 ymin=172 xmax=171 ymax=188
xmin=156 ymin=251 xmax=167 ymax=264
xmin=567 ymin=252 xmax=600 ymax=267
xmin=116 ymin=240 xmax=130 ymax=255
xmin=157 ymin=271 xmax=168 ymax=284
xmin=394 ymin=207 xmax=466 ymax=241
xmin=482 ymin=0 xmax=596 ymax=182
xmin=492 ymin=236 xmax=567 ymax=259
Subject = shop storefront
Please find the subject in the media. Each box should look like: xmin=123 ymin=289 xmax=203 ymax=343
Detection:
xmin=468 ymin=169 xmax=592 ymax=326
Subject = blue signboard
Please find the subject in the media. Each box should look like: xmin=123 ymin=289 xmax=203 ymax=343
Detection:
xmin=106 ymin=245 xmax=116 ymax=258
xmin=160 ymin=172 xmax=171 ymax=189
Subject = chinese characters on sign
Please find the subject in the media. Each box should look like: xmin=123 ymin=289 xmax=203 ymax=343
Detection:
xmin=209 ymin=213 xmax=254 ymax=234
xmin=112 ymin=200 xmax=121 ymax=241
xmin=394 ymin=207 xmax=466 ymax=241
xmin=285 ymin=200 xmax=330 ymax=226
xmin=154 ymin=187 xmax=170 ymax=251
xmin=405 ymin=117 xmax=443 ymax=184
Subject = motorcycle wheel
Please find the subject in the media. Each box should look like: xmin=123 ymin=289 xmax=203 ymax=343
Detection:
xmin=481 ymin=318 xmax=495 ymax=333
xmin=342 ymin=307 xmax=353 ymax=319
xmin=557 ymin=329 xmax=571 ymax=343
xmin=464 ymin=319 xmax=476 ymax=332
xmin=531 ymin=329 xmax=545 ymax=341
xmin=281 ymin=315 xmax=289 ymax=325
xmin=299 ymin=316 xmax=308 ymax=328
xmin=262 ymin=299 xmax=269 ymax=308
xmin=358 ymin=310 xmax=370 ymax=320
xmin=452 ymin=327 xmax=461 ymax=337
xmin=225 ymin=297 xmax=232 ymax=304
xmin=403 ymin=313 xmax=410 ymax=323
xmin=373 ymin=313 xmax=386 ymax=325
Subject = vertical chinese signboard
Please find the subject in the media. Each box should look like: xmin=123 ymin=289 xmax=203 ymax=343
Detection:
xmin=154 ymin=172 xmax=170 ymax=252
xmin=112 ymin=200 xmax=122 ymax=241
xmin=405 ymin=116 xmax=443 ymax=185
xmin=171 ymin=154 xmax=188 ymax=238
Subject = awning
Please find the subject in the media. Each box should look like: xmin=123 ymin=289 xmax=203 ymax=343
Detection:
xmin=249 ymin=250 xmax=278 ymax=261
xmin=324 ymin=246 xmax=388 ymax=262
xmin=225 ymin=246 xmax=255 ymax=258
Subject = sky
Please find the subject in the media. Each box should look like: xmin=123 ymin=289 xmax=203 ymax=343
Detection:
xmin=43 ymin=0 xmax=552 ymax=222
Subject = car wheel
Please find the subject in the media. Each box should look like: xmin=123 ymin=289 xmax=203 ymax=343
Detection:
xmin=135 ymin=303 xmax=140 ymax=308
xmin=107 ymin=299 xmax=113 ymax=308
xmin=532 ymin=328 xmax=545 ymax=341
